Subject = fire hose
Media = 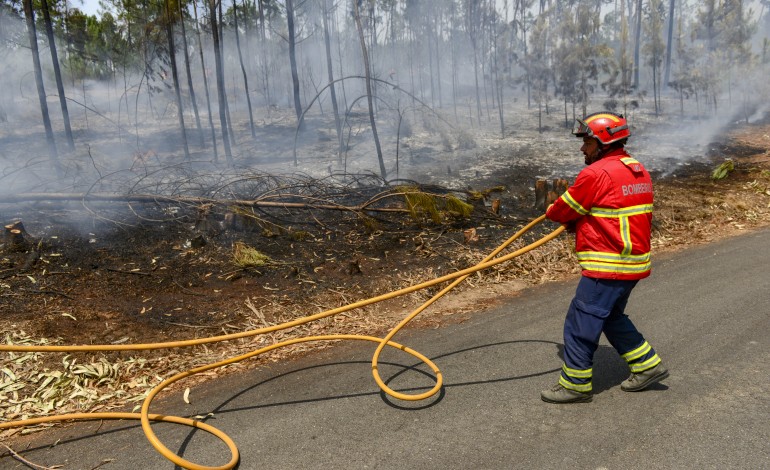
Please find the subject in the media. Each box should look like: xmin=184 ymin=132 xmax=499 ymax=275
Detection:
xmin=0 ymin=215 xmax=564 ymax=470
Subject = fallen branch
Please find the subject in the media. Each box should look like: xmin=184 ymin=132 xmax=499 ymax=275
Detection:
xmin=0 ymin=192 xmax=408 ymax=213
xmin=105 ymin=268 xmax=152 ymax=276
xmin=173 ymin=280 xmax=206 ymax=296
xmin=1 ymin=443 xmax=62 ymax=470
xmin=21 ymin=289 xmax=74 ymax=300
xmin=0 ymin=190 xmax=471 ymax=216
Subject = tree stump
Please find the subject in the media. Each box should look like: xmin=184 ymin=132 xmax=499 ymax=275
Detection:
xmin=194 ymin=204 xmax=218 ymax=233
xmin=534 ymin=180 xmax=547 ymax=210
xmin=546 ymin=190 xmax=559 ymax=207
xmin=553 ymin=178 xmax=569 ymax=195
xmin=491 ymin=199 xmax=501 ymax=215
xmin=535 ymin=179 xmax=570 ymax=211
xmin=4 ymin=221 xmax=29 ymax=251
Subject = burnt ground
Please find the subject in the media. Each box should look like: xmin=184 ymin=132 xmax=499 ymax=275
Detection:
xmin=1 ymin=115 xmax=769 ymax=439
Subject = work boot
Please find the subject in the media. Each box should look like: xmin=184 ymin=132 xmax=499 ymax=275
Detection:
xmin=621 ymin=363 xmax=669 ymax=392
xmin=540 ymin=383 xmax=592 ymax=404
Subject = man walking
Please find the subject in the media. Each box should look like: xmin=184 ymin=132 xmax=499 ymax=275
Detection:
xmin=541 ymin=112 xmax=669 ymax=404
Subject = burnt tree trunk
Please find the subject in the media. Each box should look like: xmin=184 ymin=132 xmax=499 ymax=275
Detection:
xmin=287 ymin=0 xmax=304 ymax=131
xmin=468 ymin=2 xmax=483 ymax=125
xmin=322 ymin=0 xmax=344 ymax=161
xmin=178 ymin=0 xmax=205 ymax=147
xmin=208 ymin=0 xmax=233 ymax=165
xmin=192 ymin=1 xmax=218 ymax=161
xmin=492 ymin=12 xmax=504 ymax=138
xmin=165 ymin=0 xmax=190 ymax=161
xmin=218 ymin=0 xmax=237 ymax=145
xmin=663 ymin=0 xmax=676 ymax=89
xmin=353 ymin=0 xmax=386 ymax=179
xmin=233 ymin=0 xmax=256 ymax=138
xmin=40 ymin=0 xmax=74 ymax=151
xmin=633 ymin=0 xmax=643 ymax=89
xmin=257 ymin=0 xmax=272 ymax=114
xmin=23 ymin=0 xmax=60 ymax=174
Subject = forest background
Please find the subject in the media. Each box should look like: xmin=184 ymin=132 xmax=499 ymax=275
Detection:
xmin=2 ymin=0 xmax=770 ymax=442
xmin=2 ymin=0 xmax=769 ymax=177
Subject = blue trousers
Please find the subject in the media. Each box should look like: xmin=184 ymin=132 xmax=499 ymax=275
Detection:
xmin=559 ymin=276 xmax=661 ymax=393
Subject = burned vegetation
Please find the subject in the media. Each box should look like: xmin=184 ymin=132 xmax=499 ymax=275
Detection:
xmin=0 ymin=169 xmax=533 ymax=347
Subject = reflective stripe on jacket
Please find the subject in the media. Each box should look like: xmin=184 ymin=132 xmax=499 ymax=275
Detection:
xmin=546 ymin=148 xmax=653 ymax=280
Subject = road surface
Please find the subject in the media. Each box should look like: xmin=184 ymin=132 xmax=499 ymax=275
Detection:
xmin=3 ymin=227 xmax=769 ymax=469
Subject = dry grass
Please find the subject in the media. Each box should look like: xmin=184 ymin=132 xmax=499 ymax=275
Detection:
xmin=232 ymin=242 xmax=272 ymax=268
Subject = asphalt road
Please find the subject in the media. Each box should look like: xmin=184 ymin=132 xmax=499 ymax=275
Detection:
xmin=3 ymin=227 xmax=769 ymax=470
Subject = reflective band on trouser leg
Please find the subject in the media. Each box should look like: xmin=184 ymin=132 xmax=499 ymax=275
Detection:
xmin=621 ymin=341 xmax=662 ymax=373
xmin=559 ymin=364 xmax=592 ymax=392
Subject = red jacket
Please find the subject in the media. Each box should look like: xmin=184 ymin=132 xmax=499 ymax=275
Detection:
xmin=546 ymin=148 xmax=653 ymax=280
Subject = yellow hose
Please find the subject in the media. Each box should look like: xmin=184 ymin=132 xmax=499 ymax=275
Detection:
xmin=0 ymin=215 xmax=564 ymax=470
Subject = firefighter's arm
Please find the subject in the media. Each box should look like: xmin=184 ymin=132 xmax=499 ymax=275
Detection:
xmin=546 ymin=202 xmax=577 ymax=232
xmin=545 ymin=170 xmax=596 ymax=224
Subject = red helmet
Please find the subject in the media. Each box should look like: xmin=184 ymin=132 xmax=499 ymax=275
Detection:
xmin=572 ymin=112 xmax=630 ymax=145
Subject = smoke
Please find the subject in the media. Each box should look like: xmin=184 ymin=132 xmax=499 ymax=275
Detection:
xmin=747 ymin=102 xmax=770 ymax=124
xmin=1 ymin=1 xmax=769 ymax=209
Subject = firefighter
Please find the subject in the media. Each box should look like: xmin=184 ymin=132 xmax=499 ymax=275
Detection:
xmin=541 ymin=112 xmax=669 ymax=404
